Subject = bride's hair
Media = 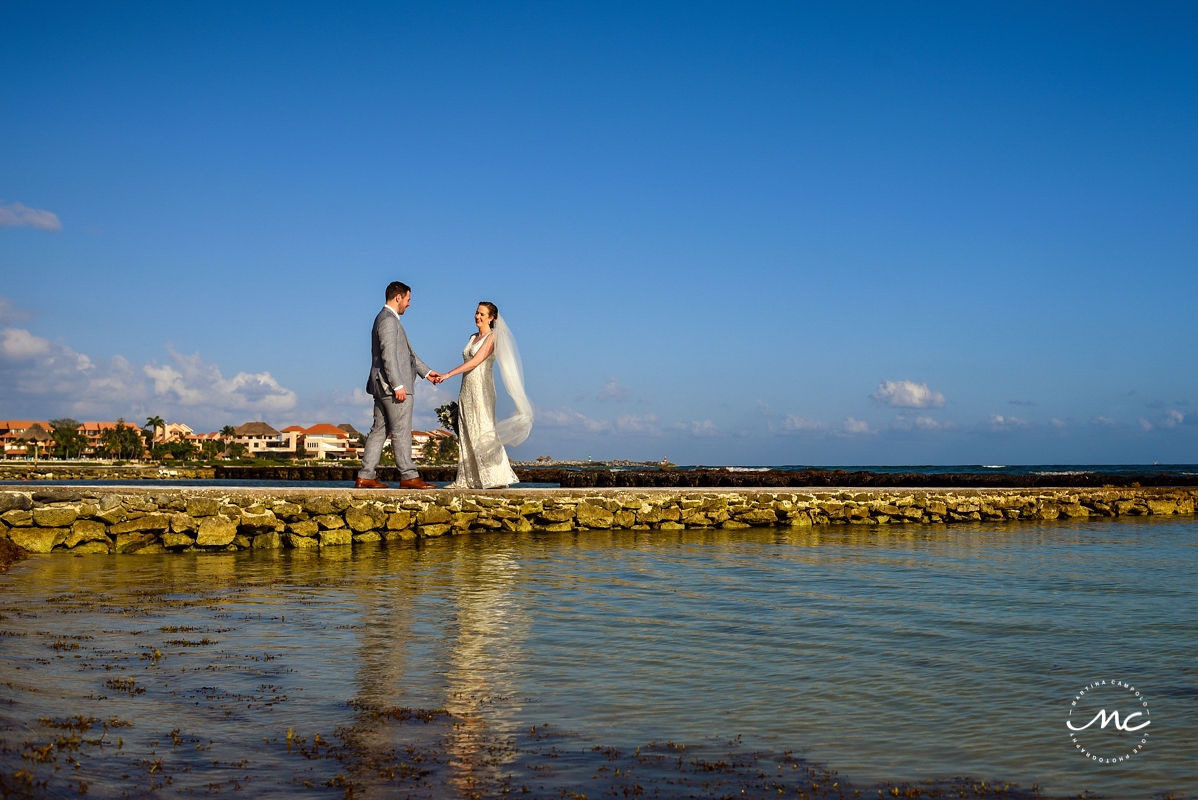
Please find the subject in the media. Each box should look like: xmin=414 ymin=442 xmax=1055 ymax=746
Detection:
xmin=479 ymin=301 xmax=499 ymax=323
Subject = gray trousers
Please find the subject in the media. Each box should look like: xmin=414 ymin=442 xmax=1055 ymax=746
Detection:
xmin=358 ymin=393 xmax=419 ymax=480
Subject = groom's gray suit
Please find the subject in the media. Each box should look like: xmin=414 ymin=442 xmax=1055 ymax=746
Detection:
xmin=358 ymin=306 xmax=431 ymax=481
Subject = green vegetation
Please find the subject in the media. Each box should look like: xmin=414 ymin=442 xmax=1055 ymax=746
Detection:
xmin=98 ymin=418 xmax=144 ymax=459
xmin=49 ymin=418 xmax=88 ymax=459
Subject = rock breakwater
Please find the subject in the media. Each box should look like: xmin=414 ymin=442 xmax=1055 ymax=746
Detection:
xmin=2 ymin=486 xmax=1196 ymax=557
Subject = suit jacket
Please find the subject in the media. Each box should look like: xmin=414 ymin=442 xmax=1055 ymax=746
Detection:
xmin=365 ymin=307 xmax=430 ymax=399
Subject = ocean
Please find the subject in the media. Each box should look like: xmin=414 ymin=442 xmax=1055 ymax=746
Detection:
xmin=1 ymin=515 xmax=1194 ymax=798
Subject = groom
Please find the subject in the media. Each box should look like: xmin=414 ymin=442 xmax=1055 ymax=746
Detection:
xmin=355 ymin=281 xmax=439 ymax=489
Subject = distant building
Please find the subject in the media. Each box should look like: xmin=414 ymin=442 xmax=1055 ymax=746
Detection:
xmin=0 ymin=421 xmax=52 ymax=459
xmin=411 ymin=429 xmax=453 ymax=460
xmin=233 ymin=422 xmax=288 ymax=457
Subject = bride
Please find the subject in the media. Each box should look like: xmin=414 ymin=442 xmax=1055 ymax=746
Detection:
xmin=433 ymin=302 xmax=532 ymax=488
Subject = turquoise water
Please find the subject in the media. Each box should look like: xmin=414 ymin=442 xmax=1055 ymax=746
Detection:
xmin=1 ymin=518 xmax=1194 ymax=798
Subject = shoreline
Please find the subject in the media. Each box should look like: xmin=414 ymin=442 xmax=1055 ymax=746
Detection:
xmin=4 ymin=461 xmax=1198 ymax=489
xmin=2 ymin=485 xmax=1195 ymax=558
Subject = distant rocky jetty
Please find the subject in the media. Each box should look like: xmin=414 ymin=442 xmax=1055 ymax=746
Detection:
xmin=4 ymin=463 xmax=1195 ymax=489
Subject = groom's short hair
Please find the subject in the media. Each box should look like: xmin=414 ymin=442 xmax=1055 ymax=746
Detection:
xmin=385 ymin=281 xmax=411 ymax=301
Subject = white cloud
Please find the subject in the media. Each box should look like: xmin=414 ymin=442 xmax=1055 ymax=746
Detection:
xmin=1163 ymin=409 xmax=1185 ymax=428
xmin=0 ymin=201 xmax=62 ymax=231
xmin=988 ymin=414 xmax=1028 ymax=430
xmin=782 ymin=415 xmax=827 ymax=432
xmin=843 ymin=417 xmax=874 ymax=435
xmin=1090 ymin=416 xmax=1117 ymax=427
xmin=871 ymin=380 xmax=946 ymax=409
xmin=675 ymin=419 xmax=718 ymax=437
xmin=1139 ymin=418 xmax=1154 ymax=432
xmin=1 ymin=327 xmax=52 ymax=359
xmin=615 ymin=413 xmax=661 ymax=435
xmin=539 ymin=407 xmax=611 ymax=433
xmin=894 ymin=414 xmax=948 ymax=431
xmin=143 ymin=346 xmax=297 ymax=413
xmin=598 ymin=377 xmax=632 ymax=402
xmin=1051 ymin=418 xmax=1067 ymax=428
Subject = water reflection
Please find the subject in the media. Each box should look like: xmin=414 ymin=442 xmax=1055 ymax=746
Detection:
xmin=1 ymin=519 xmax=1195 ymax=799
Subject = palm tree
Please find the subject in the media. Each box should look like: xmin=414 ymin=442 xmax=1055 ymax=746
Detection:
xmin=145 ymin=415 xmax=166 ymax=444
xmin=219 ymin=425 xmax=236 ymax=458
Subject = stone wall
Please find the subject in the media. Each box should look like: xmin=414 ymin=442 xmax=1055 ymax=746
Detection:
xmin=2 ymin=486 xmax=1196 ymax=556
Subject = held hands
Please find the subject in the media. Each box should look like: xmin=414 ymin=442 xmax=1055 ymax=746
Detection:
xmin=427 ymin=370 xmax=447 ymax=386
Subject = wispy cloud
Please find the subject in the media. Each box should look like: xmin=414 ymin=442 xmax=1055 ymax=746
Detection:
xmin=781 ymin=415 xmax=875 ymax=436
xmin=782 ymin=415 xmax=828 ymax=432
xmin=893 ymin=414 xmax=950 ymax=431
xmin=871 ymin=379 xmax=946 ymax=409
xmin=0 ymin=201 xmax=62 ymax=232
xmin=598 ymin=377 xmax=632 ymax=402
xmin=987 ymin=414 xmax=1029 ymax=431
xmin=843 ymin=417 xmax=874 ymax=435
xmin=539 ymin=407 xmax=612 ymax=433
xmin=673 ymin=419 xmax=718 ymax=437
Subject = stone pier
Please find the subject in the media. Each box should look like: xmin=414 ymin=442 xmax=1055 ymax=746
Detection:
xmin=1 ymin=485 xmax=1196 ymax=556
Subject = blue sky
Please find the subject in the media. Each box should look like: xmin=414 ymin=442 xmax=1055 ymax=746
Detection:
xmin=3 ymin=1 xmax=1196 ymax=465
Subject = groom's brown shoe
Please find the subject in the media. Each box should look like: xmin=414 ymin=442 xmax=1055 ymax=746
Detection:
xmin=354 ymin=478 xmax=389 ymax=489
xmin=399 ymin=477 xmax=436 ymax=490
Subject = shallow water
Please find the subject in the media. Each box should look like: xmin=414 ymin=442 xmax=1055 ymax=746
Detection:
xmin=1 ymin=518 xmax=1194 ymax=798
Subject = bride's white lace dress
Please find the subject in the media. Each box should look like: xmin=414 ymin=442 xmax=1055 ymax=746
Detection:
xmin=449 ymin=332 xmax=519 ymax=488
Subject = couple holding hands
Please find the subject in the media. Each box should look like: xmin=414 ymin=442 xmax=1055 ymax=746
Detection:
xmin=354 ymin=281 xmax=533 ymax=490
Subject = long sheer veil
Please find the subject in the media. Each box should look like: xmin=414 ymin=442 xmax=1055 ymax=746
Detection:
xmin=491 ymin=315 xmax=533 ymax=446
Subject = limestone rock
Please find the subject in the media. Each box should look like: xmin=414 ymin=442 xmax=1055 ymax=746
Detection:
xmin=66 ymin=520 xmax=111 ymax=548
xmin=736 ymin=508 xmax=778 ymax=525
xmin=289 ymin=519 xmax=319 ymax=537
xmin=287 ymin=532 xmax=319 ymax=548
xmin=387 ymin=511 xmax=412 ymax=530
xmin=315 ymin=514 xmax=345 ymax=530
xmin=346 ymin=506 xmax=385 ymax=532
xmin=1146 ymin=498 xmax=1178 ymax=515
xmin=110 ymin=514 xmax=169 ymax=534
xmin=417 ymin=505 xmax=452 ymax=526
xmin=115 ymin=532 xmax=157 ymax=554
xmin=303 ymin=497 xmax=341 ymax=516
xmin=319 ymin=529 xmax=352 ymax=547
xmin=419 ymin=523 xmax=451 ymax=537
xmin=162 ymin=533 xmax=196 ymax=548
xmin=272 ymin=502 xmax=304 ymax=520
xmin=2 ymin=510 xmax=32 ymax=527
xmin=70 ymin=541 xmax=111 ymax=554
xmin=10 ymin=527 xmax=67 ymax=553
xmin=352 ymin=531 xmax=382 ymax=543
xmin=239 ymin=510 xmax=279 ymax=530
xmin=170 ymin=513 xmax=198 ymax=533
xmin=450 ymin=512 xmax=478 ymax=529
xmin=196 ymin=516 xmax=238 ymax=547
xmin=0 ymin=492 xmax=33 ymax=514
xmin=93 ymin=504 xmax=128 ymax=525
xmin=500 ymin=516 xmax=533 ymax=533
xmin=35 ymin=506 xmax=79 ymax=528
xmin=252 ymin=531 xmax=283 ymax=549
xmin=576 ymin=502 xmax=614 ymax=529
xmin=538 ymin=506 xmax=574 ymax=523
xmin=185 ymin=497 xmax=221 ymax=517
